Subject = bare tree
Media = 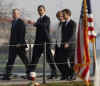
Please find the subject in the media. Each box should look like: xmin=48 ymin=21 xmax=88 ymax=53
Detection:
xmin=0 ymin=0 xmax=14 ymax=43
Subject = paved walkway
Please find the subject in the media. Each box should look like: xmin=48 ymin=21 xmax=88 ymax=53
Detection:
xmin=0 ymin=76 xmax=94 ymax=85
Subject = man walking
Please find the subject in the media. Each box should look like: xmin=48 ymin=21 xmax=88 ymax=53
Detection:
xmin=29 ymin=5 xmax=57 ymax=79
xmin=62 ymin=9 xmax=76 ymax=80
xmin=2 ymin=8 xmax=29 ymax=80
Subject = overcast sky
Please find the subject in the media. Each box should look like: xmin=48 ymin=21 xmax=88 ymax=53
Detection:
xmin=3 ymin=0 xmax=99 ymax=31
xmin=1 ymin=0 xmax=100 ymax=49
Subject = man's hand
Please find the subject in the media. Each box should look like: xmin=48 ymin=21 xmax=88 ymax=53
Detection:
xmin=16 ymin=44 xmax=21 ymax=48
xmin=64 ymin=43 xmax=69 ymax=48
xmin=27 ymin=20 xmax=35 ymax=24
xmin=51 ymin=49 xmax=55 ymax=56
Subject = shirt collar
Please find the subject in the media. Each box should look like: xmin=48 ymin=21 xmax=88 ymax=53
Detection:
xmin=65 ymin=17 xmax=71 ymax=24
xmin=40 ymin=14 xmax=46 ymax=18
xmin=13 ymin=18 xmax=19 ymax=22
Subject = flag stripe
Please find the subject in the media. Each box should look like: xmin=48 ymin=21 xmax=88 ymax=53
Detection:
xmin=88 ymin=27 xmax=94 ymax=31
xmin=75 ymin=0 xmax=92 ymax=84
xmin=88 ymin=18 xmax=93 ymax=22
xmin=77 ymin=28 xmax=82 ymax=64
xmin=81 ymin=66 xmax=89 ymax=79
xmin=83 ymin=27 xmax=90 ymax=63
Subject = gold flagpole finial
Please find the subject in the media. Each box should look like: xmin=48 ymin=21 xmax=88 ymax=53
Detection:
xmin=83 ymin=0 xmax=88 ymax=28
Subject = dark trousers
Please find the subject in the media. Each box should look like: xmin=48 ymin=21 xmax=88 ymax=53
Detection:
xmin=30 ymin=42 xmax=57 ymax=75
xmin=54 ymin=46 xmax=69 ymax=77
xmin=64 ymin=47 xmax=75 ymax=77
xmin=68 ymin=56 xmax=75 ymax=77
xmin=4 ymin=46 xmax=29 ymax=77
xmin=54 ymin=46 xmax=75 ymax=78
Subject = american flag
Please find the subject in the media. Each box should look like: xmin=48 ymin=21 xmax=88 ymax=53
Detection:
xmin=87 ymin=0 xmax=96 ymax=42
xmin=75 ymin=0 xmax=92 ymax=85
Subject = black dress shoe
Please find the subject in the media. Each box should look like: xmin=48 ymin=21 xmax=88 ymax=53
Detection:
xmin=48 ymin=75 xmax=58 ymax=79
xmin=60 ymin=76 xmax=66 ymax=80
xmin=65 ymin=76 xmax=72 ymax=81
xmin=26 ymin=75 xmax=32 ymax=80
xmin=71 ymin=75 xmax=76 ymax=80
xmin=2 ymin=77 xmax=10 ymax=80
xmin=66 ymin=75 xmax=76 ymax=81
xmin=27 ymin=77 xmax=33 ymax=80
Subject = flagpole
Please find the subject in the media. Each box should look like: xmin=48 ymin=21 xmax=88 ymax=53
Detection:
xmin=83 ymin=0 xmax=90 ymax=86
xmin=92 ymin=37 xmax=96 ymax=75
xmin=83 ymin=0 xmax=90 ymax=63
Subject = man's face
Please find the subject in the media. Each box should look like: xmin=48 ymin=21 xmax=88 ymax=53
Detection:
xmin=38 ymin=7 xmax=46 ymax=16
xmin=63 ymin=12 xmax=69 ymax=20
xmin=12 ymin=10 xmax=20 ymax=19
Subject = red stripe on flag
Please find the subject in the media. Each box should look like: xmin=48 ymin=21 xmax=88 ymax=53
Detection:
xmin=83 ymin=28 xmax=90 ymax=63
xmin=88 ymin=18 xmax=93 ymax=22
xmin=77 ymin=25 xmax=82 ymax=64
xmin=81 ymin=66 xmax=89 ymax=79
xmin=88 ymin=27 xmax=94 ymax=31
xmin=89 ymin=35 xmax=95 ymax=39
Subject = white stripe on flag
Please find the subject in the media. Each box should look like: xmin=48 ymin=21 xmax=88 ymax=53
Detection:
xmin=88 ymin=22 xmax=94 ymax=27
xmin=88 ymin=14 xmax=93 ymax=18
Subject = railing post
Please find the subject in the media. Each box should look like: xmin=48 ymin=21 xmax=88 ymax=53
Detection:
xmin=29 ymin=40 xmax=32 ymax=63
xmin=43 ymin=42 xmax=46 ymax=84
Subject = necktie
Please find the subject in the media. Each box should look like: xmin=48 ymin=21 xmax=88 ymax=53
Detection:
xmin=12 ymin=20 xmax=17 ymax=28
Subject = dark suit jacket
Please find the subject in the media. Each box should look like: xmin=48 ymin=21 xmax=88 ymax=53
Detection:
xmin=34 ymin=15 xmax=51 ymax=43
xmin=9 ymin=18 xmax=26 ymax=47
xmin=61 ymin=19 xmax=76 ymax=56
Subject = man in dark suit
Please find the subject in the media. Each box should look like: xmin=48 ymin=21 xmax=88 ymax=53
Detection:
xmin=61 ymin=9 xmax=76 ymax=80
xmin=29 ymin=5 xmax=57 ymax=79
xmin=2 ymin=8 xmax=29 ymax=80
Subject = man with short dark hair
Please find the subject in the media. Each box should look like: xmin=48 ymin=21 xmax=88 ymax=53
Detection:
xmin=29 ymin=5 xmax=57 ymax=79
xmin=61 ymin=9 xmax=76 ymax=80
